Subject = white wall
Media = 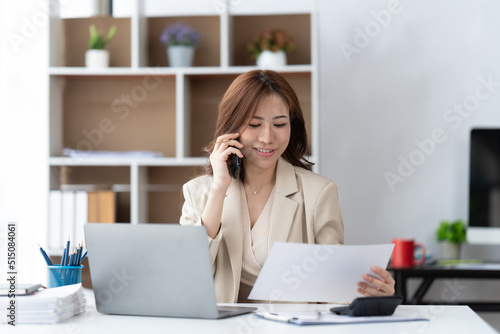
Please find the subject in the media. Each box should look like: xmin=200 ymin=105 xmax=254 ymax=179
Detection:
xmin=318 ymin=0 xmax=500 ymax=306
xmin=0 ymin=0 xmax=48 ymax=284
xmin=319 ymin=0 xmax=500 ymax=253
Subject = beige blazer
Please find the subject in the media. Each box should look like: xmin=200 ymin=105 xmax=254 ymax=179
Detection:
xmin=180 ymin=157 xmax=344 ymax=303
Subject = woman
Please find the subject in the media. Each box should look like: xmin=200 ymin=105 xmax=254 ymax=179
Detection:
xmin=180 ymin=70 xmax=394 ymax=303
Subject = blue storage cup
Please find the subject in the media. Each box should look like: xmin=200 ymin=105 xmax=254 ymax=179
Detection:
xmin=47 ymin=265 xmax=84 ymax=288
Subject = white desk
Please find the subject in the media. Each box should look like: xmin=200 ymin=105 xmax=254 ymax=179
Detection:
xmin=4 ymin=299 xmax=497 ymax=334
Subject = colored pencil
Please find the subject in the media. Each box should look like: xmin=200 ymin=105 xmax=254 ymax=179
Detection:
xmin=76 ymin=244 xmax=82 ymax=266
xmin=81 ymin=250 xmax=88 ymax=262
xmin=61 ymin=236 xmax=70 ymax=266
xmin=65 ymin=237 xmax=71 ymax=265
xmin=38 ymin=244 xmax=53 ymax=266
xmin=70 ymin=249 xmax=76 ymax=266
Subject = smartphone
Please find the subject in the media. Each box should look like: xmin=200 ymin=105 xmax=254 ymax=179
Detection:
xmin=228 ymin=153 xmax=241 ymax=179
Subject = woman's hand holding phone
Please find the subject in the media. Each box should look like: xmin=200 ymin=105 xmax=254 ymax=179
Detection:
xmin=210 ymin=133 xmax=243 ymax=193
xmin=202 ymin=133 xmax=244 ymax=238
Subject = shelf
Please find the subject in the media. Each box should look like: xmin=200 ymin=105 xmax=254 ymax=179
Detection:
xmin=143 ymin=165 xmax=201 ymax=223
xmin=49 ymin=75 xmax=176 ymax=157
xmin=60 ymin=184 xmax=132 ymax=192
xmin=49 ymin=157 xmax=208 ymax=166
xmin=49 ymin=65 xmax=314 ymax=76
xmin=55 ymin=17 xmax=132 ymax=67
xmin=148 ymin=16 xmax=221 ymax=67
xmin=232 ymin=14 xmax=311 ymax=66
xmin=138 ymin=157 xmax=209 ymax=166
xmin=52 ymin=166 xmax=130 ymax=186
xmin=47 ymin=1 xmax=317 ymax=228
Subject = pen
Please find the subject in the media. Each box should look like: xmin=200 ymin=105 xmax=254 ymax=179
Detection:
xmin=262 ymin=313 xmax=294 ymax=322
xmin=38 ymin=244 xmax=53 ymax=266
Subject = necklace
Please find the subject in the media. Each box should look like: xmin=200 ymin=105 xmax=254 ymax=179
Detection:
xmin=247 ymin=178 xmax=275 ymax=195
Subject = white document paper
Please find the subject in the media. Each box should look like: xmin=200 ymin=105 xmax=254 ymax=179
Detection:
xmin=249 ymin=243 xmax=394 ymax=303
xmin=254 ymin=311 xmax=428 ymax=325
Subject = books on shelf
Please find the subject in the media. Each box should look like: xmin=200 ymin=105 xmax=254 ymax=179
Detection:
xmin=61 ymin=190 xmax=75 ymax=250
xmin=88 ymin=190 xmax=116 ymax=223
xmin=49 ymin=189 xmax=116 ymax=250
xmin=0 ymin=284 xmax=86 ymax=324
xmin=49 ymin=190 xmax=63 ymax=250
xmin=74 ymin=190 xmax=88 ymax=245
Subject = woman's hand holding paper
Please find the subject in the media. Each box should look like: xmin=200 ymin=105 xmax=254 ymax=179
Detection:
xmin=357 ymin=266 xmax=395 ymax=297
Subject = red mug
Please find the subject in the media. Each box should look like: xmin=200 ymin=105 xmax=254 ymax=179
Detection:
xmin=391 ymin=238 xmax=426 ymax=268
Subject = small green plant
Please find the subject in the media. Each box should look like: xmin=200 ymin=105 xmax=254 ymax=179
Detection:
xmin=436 ymin=220 xmax=467 ymax=244
xmin=88 ymin=24 xmax=116 ymax=50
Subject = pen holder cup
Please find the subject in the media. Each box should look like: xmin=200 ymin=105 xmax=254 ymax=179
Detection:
xmin=47 ymin=265 xmax=84 ymax=288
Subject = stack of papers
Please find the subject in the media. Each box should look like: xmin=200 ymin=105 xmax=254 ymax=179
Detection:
xmin=0 ymin=284 xmax=86 ymax=324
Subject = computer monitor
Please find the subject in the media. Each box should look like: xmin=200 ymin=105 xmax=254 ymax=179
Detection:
xmin=468 ymin=128 xmax=500 ymax=244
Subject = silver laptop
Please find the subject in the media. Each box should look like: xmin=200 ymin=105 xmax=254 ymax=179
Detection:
xmin=84 ymin=223 xmax=256 ymax=319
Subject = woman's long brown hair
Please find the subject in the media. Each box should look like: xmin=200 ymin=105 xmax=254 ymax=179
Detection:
xmin=204 ymin=70 xmax=313 ymax=174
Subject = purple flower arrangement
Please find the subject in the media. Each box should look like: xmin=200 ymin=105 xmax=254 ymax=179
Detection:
xmin=159 ymin=23 xmax=201 ymax=47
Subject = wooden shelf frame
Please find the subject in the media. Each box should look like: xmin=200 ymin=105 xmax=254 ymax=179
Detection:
xmin=46 ymin=0 xmax=319 ymax=249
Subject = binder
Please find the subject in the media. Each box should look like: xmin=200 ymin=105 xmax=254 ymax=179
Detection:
xmin=61 ymin=191 xmax=75 ymax=243
xmin=49 ymin=190 xmax=62 ymax=249
xmin=88 ymin=190 xmax=116 ymax=223
xmin=88 ymin=191 xmax=98 ymax=223
xmin=74 ymin=191 xmax=88 ymax=243
xmin=98 ymin=190 xmax=116 ymax=223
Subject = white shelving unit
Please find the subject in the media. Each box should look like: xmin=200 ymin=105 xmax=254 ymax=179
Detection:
xmin=46 ymin=0 xmax=318 ymax=254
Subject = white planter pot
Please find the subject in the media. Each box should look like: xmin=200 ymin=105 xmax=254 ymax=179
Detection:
xmin=440 ymin=242 xmax=462 ymax=260
xmin=256 ymin=50 xmax=287 ymax=68
xmin=85 ymin=49 xmax=110 ymax=68
xmin=167 ymin=45 xmax=195 ymax=67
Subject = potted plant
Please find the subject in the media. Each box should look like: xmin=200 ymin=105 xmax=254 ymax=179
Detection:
xmin=436 ymin=220 xmax=467 ymax=260
xmin=86 ymin=24 xmax=116 ymax=68
xmin=247 ymin=29 xmax=295 ymax=68
xmin=160 ymin=23 xmax=201 ymax=67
